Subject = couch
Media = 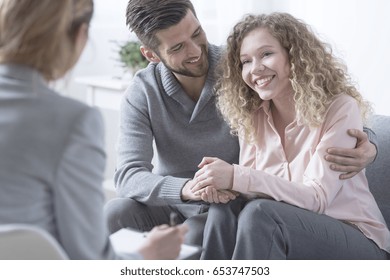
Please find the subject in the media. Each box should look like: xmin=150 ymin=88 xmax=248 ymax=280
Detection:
xmin=366 ymin=114 xmax=390 ymax=230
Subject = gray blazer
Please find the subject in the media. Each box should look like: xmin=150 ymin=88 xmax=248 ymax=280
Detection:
xmin=0 ymin=64 xmax=139 ymax=259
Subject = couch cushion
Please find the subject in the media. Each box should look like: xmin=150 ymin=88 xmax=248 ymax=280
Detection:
xmin=366 ymin=114 xmax=390 ymax=228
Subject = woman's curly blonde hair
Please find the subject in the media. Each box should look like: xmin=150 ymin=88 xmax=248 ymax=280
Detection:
xmin=215 ymin=13 xmax=371 ymax=141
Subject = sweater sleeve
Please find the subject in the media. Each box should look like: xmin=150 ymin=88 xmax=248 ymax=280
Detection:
xmin=114 ymin=81 xmax=188 ymax=205
xmin=363 ymin=126 xmax=378 ymax=162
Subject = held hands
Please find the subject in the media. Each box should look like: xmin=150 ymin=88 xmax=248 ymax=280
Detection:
xmin=138 ymin=224 xmax=188 ymax=260
xmin=325 ymin=129 xmax=377 ymax=179
xmin=182 ymin=178 xmax=237 ymax=203
xmin=181 ymin=179 xmax=202 ymax=201
xmin=190 ymin=157 xmax=237 ymax=203
xmin=197 ymin=188 xmax=238 ymax=204
xmin=185 ymin=129 xmax=375 ymax=203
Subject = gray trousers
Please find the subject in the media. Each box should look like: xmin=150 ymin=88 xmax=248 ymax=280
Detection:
xmin=201 ymin=198 xmax=388 ymax=259
xmin=104 ymin=197 xmax=207 ymax=247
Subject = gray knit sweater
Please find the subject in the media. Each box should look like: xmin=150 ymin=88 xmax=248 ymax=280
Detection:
xmin=114 ymin=44 xmax=240 ymax=218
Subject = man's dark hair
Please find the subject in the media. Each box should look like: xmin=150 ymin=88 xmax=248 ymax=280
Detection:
xmin=126 ymin=0 xmax=197 ymax=51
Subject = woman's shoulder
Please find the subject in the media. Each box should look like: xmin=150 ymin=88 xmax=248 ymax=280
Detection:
xmin=35 ymin=87 xmax=103 ymax=143
xmin=328 ymin=93 xmax=359 ymax=113
xmin=43 ymin=86 xmax=100 ymax=119
xmin=324 ymin=94 xmax=362 ymax=128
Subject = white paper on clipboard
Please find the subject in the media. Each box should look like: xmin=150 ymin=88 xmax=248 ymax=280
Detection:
xmin=110 ymin=228 xmax=202 ymax=259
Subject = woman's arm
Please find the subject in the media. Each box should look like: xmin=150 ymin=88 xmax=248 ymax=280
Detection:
xmin=325 ymin=128 xmax=377 ymax=179
xmin=193 ymin=96 xmax=365 ymax=213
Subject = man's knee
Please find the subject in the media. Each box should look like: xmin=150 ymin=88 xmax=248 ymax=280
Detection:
xmin=183 ymin=213 xmax=207 ymax=246
xmin=104 ymin=198 xmax=141 ymax=233
xmin=208 ymin=197 xmax=247 ymax=221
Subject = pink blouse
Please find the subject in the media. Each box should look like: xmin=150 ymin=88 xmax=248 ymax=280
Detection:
xmin=233 ymin=94 xmax=390 ymax=252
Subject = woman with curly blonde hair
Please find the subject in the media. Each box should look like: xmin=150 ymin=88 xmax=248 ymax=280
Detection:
xmin=217 ymin=14 xmax=371 ymax=141
xmin=191 ymin=13 xmax=390 ymax=259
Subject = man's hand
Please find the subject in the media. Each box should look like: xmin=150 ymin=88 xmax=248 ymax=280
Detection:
xmin=198 ymin=187 xmax=238 ymax=204
xmin=181 ymin=180 xmax=202 ymax=201
xmin=182 ymin=177 xmax=238 ymax=203
xmin=325 ymin=129 xmax=377 ymax=179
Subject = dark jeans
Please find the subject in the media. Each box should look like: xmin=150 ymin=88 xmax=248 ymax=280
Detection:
xmin=201 ymin=198 xmax=388 ymax=260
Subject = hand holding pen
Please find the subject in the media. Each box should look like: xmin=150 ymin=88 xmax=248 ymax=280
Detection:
xmin=137 ymin=212 xmax=187 ymax=260
xmin=170 ymin=212 xmax=178 ymax=227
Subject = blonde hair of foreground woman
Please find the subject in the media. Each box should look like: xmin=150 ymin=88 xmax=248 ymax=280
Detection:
xmin=0 ymin=0 xmax=188 ymax=260
xmin=0 ymin=0 xmax=92 ymax=80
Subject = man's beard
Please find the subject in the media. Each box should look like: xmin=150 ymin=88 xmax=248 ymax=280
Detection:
xmin=161 ymin=44 xmax=209 ymax=78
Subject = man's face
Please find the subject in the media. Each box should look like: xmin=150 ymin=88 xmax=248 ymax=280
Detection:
xmin=154 ymin=10 xmax=209 ymax=78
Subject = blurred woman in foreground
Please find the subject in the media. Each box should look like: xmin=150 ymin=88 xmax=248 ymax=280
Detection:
xmin=0 ymin=0 xmax=187 ymax=260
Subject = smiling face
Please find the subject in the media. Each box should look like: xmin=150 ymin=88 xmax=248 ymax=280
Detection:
xmin=152 ymin=10 xmax=209 ymax=79
xmin=240 ymin=27 xmax=293 ymax=102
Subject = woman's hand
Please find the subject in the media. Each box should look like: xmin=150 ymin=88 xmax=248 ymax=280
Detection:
xmin=137 ymin=224 xmax=188 ymax=260
xmin=191 ymin=157 xmax=234 ymax=193
xmin=181 ymin=168 xmax=237 ymax=203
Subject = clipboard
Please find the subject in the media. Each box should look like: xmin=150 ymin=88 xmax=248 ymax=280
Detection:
xmin=109 ymin=228 xmax=202 ymax=260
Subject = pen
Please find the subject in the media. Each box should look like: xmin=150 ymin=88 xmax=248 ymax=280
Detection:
xmin=169 ymin=212 xmax=178 ymax=227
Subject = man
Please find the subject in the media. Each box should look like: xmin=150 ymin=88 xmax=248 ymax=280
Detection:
xmin=105 ymin=0 xmax=377 ymax=247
